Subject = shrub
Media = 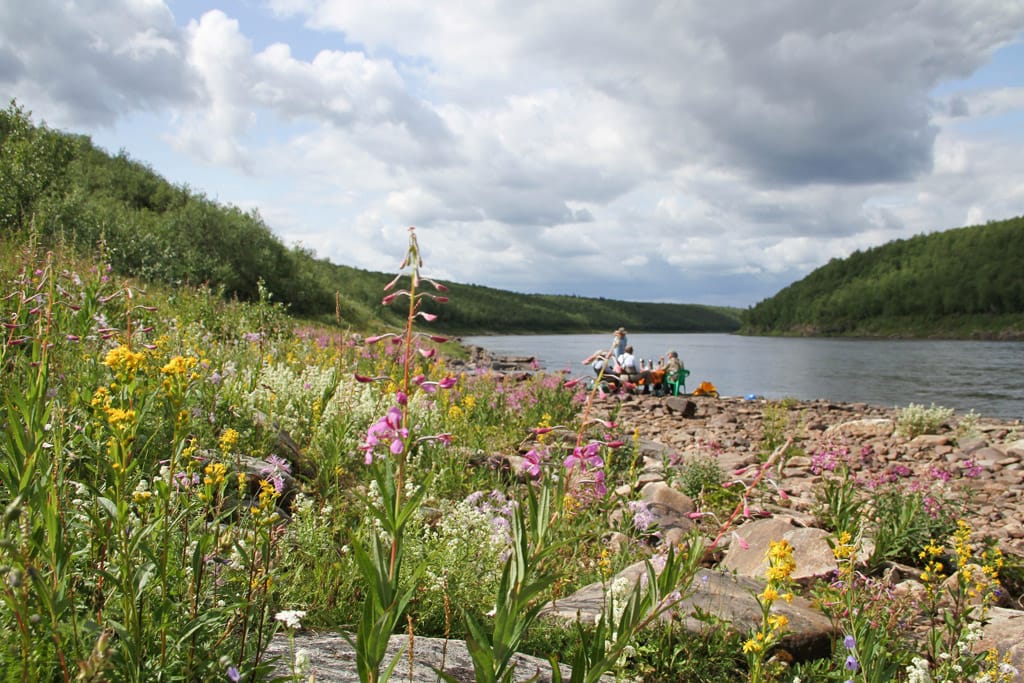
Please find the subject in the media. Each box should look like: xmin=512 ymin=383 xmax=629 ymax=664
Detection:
xmin=896 ymin=402 xmax=955 ymax=438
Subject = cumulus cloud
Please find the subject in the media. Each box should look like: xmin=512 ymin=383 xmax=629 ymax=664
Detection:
xmin=0 ymin=0 xmax=193 ymax=127
xmin=2 ymin=0 xmax=1024 ymax=305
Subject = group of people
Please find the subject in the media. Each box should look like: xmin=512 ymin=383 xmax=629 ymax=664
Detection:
xmin=581 ymin=327 xmax=684 ymax=395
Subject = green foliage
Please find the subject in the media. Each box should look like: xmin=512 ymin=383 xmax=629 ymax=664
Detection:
xmin=672 ymin=453 xmax=724 ymax=498
xmin=896 ymin=402 xmax=955 ymax=438
xmin=740 ymin=214 xmax=1024 ymax=338
xmin=867 ymin=485 xmax=962 ymax=570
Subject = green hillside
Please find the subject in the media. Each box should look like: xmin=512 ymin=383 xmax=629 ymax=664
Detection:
xmin=740 ymin=215 xmax=1024 ymax=339
xmin=0 ymin=101 xmax=740 ymax=335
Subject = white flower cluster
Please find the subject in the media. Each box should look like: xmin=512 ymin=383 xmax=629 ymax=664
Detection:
xmin=240 ymin=362 xmax=338 ymax=442
xmin=274 ymin=609 xmax=306 ymax=630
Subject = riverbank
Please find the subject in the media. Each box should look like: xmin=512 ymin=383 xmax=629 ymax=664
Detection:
xmin=599 ymin=392 xmax=1024 ymax=553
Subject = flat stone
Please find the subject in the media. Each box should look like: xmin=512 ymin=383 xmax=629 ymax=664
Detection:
xmin=824 ymin=418 xmax=894 ymax=439
xmin=266 ymin=632 xmax=576 ymax=682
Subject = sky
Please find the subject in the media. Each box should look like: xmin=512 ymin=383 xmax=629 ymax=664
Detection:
xmin=2 ymin=1 xmax=1024 ymax=308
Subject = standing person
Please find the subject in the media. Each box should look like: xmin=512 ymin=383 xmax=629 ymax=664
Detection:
xmin=613 ymin=327 xmax=628 ymax=357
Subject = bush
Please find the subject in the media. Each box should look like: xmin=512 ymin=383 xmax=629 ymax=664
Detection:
xmin=896 ymin=402 xmax=955 ymax=438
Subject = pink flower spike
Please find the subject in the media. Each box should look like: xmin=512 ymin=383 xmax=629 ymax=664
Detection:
xmin=438 ymin=376 xmax=457 ymax=389
xmin=732 ymin=532 xmax=750 ymax=550
xmin=418 ymin=348 xmax=436 ymax=358
xmin=412 ymin=374 xmax=426 ymax=385
xmin=396 ymin=391 xmax=408 ymax=405
xmin=381 ymin=293 xmax=398 ymax=305
xmin=563 ymin=378 xmax=581 ymax=388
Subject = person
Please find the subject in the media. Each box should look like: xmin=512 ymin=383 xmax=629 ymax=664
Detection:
xmin=664 ymin=350 xmax=684 ymax=374
xmin=645 ymin=350 xmax=683 ymax=396
xmin=581 ymin=349 xmax=621 ymax=389
xmin=613 ymin=327 xmax=628 ymax=357
xmin=616 ymin=345 xmax=653 ymax=392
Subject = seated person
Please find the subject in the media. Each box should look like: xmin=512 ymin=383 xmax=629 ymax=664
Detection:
xmin=581 ymin=349 xmax=622 ymax=389
xmin=616 ymin=345 xmax=653 ymax=392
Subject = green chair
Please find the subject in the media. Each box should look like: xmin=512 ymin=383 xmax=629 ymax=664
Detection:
xmin=664 ymin=368 xmax=690 ymax=396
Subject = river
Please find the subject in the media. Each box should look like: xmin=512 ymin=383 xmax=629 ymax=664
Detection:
xmin=462 ymin=333 xmax=1024 ymax=421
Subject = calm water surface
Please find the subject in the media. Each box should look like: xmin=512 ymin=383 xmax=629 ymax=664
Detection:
xmin=463 ymin=333 xmax=1024 ymax=421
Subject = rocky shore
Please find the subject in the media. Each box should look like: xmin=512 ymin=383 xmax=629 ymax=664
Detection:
xmin=270 ymin=370 xmax=1024 ymax=681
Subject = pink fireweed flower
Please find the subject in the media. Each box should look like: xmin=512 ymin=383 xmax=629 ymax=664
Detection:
xmin=360 ymin=406 xmax=408 ymax=464
xmin=364 ymin=334 xmax=391 ymax=345
xmin=732 ymin=531 xmax=750 ymax=550
xmin=417 ymin=312 xmax=438 ymax=322
xmin=564 ymin=442 xmax=603 ymax=471
xmin=381 ymin=292 xmax=399 ymax=305
xmin=603 ymin=440 xmax=626 ymax=449
xmin=563 ymin=377 xmax=582 ymax=388
xmin=523 ymin=449 xmax=544 ymax=478
xmin=396 ymin=390 xmax=408 ymax=405
xmin=438 ymin=376 xmax=457 ymax=389
xmin=418 ymin=347 xmax=436 ymax=358
xmin=427 ymin=335 xmax=449 ymax=343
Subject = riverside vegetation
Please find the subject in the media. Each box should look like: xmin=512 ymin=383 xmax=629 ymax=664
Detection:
xmin=0 ymin=101 xmax=739 ymax=336
xmin=3 ymin=226 xmax=1023 ymax=682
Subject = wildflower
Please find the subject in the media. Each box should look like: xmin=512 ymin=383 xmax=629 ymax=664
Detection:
xmin=219 ymin=428 xmax=240 ymax=454
xmin=361 ymin=406 xmax=408 ymax=463
xmin=845 ymin=655 xmax=859 ymax=672
xmin=103 ymin=345 xmax=146 ymax=377
xmin=160 ymin=355 xmax=197 ymax=375
xmin=523 ymin=448 xmax=543 ymax=478
xmin=844 ymin=634 xmax=856 ymax=649
xmin=226 ymin=665 xmax=240 ymax=682
xmin=274 ymin=610 xmax=306 ymax=630
xmin=105 ymin=407 xmax=137 ymax=429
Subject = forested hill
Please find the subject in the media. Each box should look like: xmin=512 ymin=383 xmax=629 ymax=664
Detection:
xmin=0 ymin=102 xmax=740 ymax=335
xmin=740 ymin=216 xmax=1024 ymax=339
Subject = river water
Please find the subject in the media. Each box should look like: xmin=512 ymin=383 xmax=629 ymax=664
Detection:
xmin=462 ymin=333 xmax=1024 ymax=421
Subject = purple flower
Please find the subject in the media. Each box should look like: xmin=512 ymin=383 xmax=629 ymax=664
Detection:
xmin=844 ymin=634 xmax=856 ymax=649
xmin=360 ymin=406 xmax=408 ymax=463
xmin=523 ymin=449 xmax=544 ymax=478
xmin=227 ymin=665 xmax=240 ymax=682
xmin=845 ymin=655 xmax=859 ymax=672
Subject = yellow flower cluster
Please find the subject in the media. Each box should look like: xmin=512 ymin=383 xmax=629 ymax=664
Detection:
xmin=204 ymin=462 xmax=228 ymax=487
xmin=105 ymin=407 xmax=137 ymax=430
xmin=160 ymin=355 xmax=197 ymax=376
xmin=103 ymin=345 xmax=147 ymax=378
xmin=219 ymin=428 xmax=240 ymax=455
xmin=919 ymin=540 xmax=946 ymax=586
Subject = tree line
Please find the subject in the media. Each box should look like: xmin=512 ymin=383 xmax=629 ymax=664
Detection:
xmin=739 ymin=215 xmax=1024 ymax=338
xmin=0 ymin=101 xmax=740 ymax=334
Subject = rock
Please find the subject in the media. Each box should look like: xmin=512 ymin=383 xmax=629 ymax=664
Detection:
xmin=719 ymin=518 xmax=839 ymax=584
xmin=267 ymin=632 xmax=577 ymax=682
xmin=541 ymin=563 xmax=834 ymax=661
xmin=824 ymin=418 xmax=894 ymax=439
xmin=664 ymin=397 xmax=697 ymax=417
xmin=976 ymin=607 xmax=1024 ymax=682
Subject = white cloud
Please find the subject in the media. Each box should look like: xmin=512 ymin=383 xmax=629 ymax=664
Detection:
xmin=2 ymin=0 xmax=1023 ymax=306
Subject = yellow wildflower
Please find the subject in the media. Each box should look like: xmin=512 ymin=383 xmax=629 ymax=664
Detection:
xmin=105 ymin=407 xmax=137 ymax=429
xmin=160 ymin=355 xmax=197 ymax=376
xmin=219 ymin=428 xmax=240 ymax=454
xmin=103 ymin=345 xmax=146 ymax=377
xmin=767 ymin=613 xmax=789 ymax=631
xmin=204 ymin=462 xmax=228 ymax=487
